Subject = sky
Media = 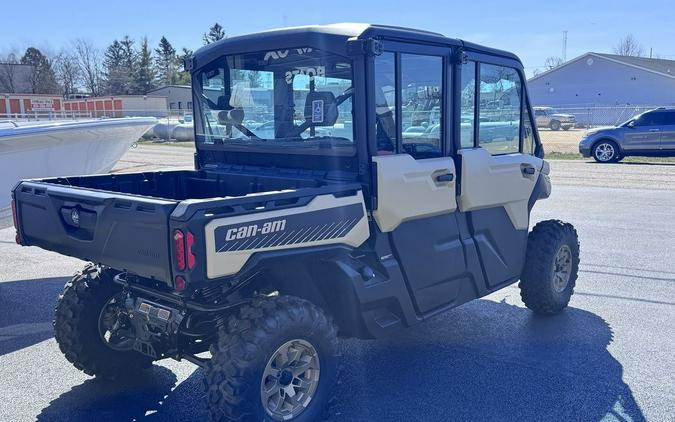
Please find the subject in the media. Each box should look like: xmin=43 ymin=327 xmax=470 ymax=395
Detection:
xmin=2 ymin=0 xmax=675 ymax=76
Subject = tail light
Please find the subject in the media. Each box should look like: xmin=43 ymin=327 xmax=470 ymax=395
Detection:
xmin=11 ymin=199 xmax=21 ymax=244
xmin=174 ymin=275 xmax=186 ymax=291
xmin=173 ymin=229 xmax=186 ymax=271
xmin=186 ymin=231 xmax=196 ymax=270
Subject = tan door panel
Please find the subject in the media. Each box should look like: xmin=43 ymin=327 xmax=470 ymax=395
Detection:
xmin=372 ymin=154 xmax=457 ymax=232
xmin=458 ymin=148 xmax=544 ymax=230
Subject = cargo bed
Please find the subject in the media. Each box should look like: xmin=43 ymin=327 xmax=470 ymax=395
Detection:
xmin=12 ymin=168 xmax=356 ymax=283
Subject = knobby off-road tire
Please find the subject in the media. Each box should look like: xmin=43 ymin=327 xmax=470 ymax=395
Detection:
xmin=520 ymin=220 xmax=580 ymax=315
xmin=205 ymin=296 xmax=340 ymax=422
xmin=54 ymin=263 xmax=152 ymax=379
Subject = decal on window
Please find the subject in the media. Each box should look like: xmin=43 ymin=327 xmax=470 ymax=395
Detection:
xmin=312 ymin=100 xmax=324 ymax=123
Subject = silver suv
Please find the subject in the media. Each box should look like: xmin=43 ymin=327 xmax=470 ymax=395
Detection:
xmin=534 ymin=106 xmax=576 ymax=131
xmin=579 ymin=108 xmax=675 ymax=163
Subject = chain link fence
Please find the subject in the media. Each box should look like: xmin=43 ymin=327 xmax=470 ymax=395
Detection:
xmin=535 ymin=104 xmax=664 ymax=128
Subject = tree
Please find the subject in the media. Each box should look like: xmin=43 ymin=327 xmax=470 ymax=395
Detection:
xmin=134 ymin=36 xmax=155 ymax=94
xmin=0 ymin=52 xmax=20 ymax=93
xmin=119 ymin=36 xmax=137 ymax=94
xmin=176 ymin=47 xmax=193 ymax=85
xmin=203 ymin=23 xmax=225 ymax=45
xmin=53 ymin=51 xmax=81 ymax=97
xmin=103 ymin=40 xmax=126 ymax=95
xmin=544 ymin=56 xmax=563 ymax=70
xmin=20 ymin=47 xmax=60 ymax=94
xmin=73 ymin=39 xmax=103 ymax=96
xmin=613 ymin=34 xmax=643 ymax=57
xmin=154 ymin=36 xmax=177 ymax=86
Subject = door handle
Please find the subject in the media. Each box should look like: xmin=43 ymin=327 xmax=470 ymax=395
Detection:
xmin=649 ymin=128 xmax=660 ymax=132
xmin=521 ymin=165 xmax=536 ymax=176
xmin=435 ymin=173 xmax=454 ymax=182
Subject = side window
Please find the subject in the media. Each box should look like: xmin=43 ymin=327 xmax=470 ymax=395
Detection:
xmin=523 ymin=100 xmax=535 ymax=155
xmin=636 ymin=112 xmax=665 ymax=127
xmin=663 ymin=111 xmax=675 ymax=125
xmin=400 ymin=54 xmax=443 ymax=159
xmin=460 ymin=61 xmax=476 ymax=148
xmin=478 ymin=64 xmax=521 ymax=155
xmin=374 ymin=52 xmax=397 ymax=154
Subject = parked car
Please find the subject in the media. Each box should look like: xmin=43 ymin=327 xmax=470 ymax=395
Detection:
xmin=579 ymin=107 xmax=675 ymax=163
xmin=533 ymin=106 xmax=576 ymax=131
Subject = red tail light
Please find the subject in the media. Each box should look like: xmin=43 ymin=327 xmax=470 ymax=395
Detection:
xmin=175 ymin=275 xmax=186 ymax=291
xmin=186 ymin=231 xmax=196 ymax=270
xmin=173 ymin=229 xmax=186 ymax=271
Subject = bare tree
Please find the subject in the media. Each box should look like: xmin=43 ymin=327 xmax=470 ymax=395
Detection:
xmin=544 ymin=56 xmax=563 ymax=70
xmin=73 ymin=39 xmax=103 ymax=96
xmin=613 ymin=34 xmax=643 ymax=57
xmin=53 ymin=50 xmax=81 ymax=97
xmin=0 ymin=52 xmax=20 ymax=93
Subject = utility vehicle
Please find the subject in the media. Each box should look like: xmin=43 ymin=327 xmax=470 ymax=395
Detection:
xmin=11 ymin=24 xmax=580 ymax=421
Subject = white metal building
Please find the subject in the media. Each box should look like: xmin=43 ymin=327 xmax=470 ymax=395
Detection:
xmin=147 ymin=85 xmax=192 ymax=111
xmin=528 ymin=53 xmax=675 ymax=107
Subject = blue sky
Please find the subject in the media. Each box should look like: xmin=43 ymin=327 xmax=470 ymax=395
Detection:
xmin=2 ymin=0 xmax=675 ymax=76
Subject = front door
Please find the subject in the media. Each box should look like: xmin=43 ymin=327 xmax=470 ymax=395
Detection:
xmin=457 ymin=58 xmax=544 ymax=289
xmin=371 ymin=43 xmax=469 ymax=314
xmin=623 ymin=111 xmax=664 ymax=152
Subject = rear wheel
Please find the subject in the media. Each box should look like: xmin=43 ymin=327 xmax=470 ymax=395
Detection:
xmin=592 ymin=140 xmax=620 ymax=163
xmin=54 ymin=263 xmax=152 ymax=378
xmin=549 ymin=120 xmax=561 ymax=131
xmin=520 ymin=220 xmax=580 ymax=315
xmin=205 ymin=296 xmax=339 ymax=422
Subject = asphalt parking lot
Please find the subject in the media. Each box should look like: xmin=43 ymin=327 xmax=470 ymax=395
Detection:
xmin=1 ymin=147 xmax=674 ymax=421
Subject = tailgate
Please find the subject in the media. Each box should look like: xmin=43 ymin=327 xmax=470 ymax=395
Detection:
xmin=14 ymin=181 xmax=178 ymax=282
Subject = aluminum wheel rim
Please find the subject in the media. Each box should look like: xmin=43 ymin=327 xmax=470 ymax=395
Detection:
xmin=261 ymin=339 xmax=321 ymax=421
xmin=594 ymin=143 xmax=614 ymax=162
xmin=552 ymin=244 xmax=573 ymax=293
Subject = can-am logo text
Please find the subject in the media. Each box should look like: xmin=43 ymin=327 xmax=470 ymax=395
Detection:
xmin=225 ymin=219 xmax=287 ymax=241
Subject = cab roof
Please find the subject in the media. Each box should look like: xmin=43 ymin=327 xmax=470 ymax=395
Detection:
xmin=192 ymin=23 xmax=521 ymax=69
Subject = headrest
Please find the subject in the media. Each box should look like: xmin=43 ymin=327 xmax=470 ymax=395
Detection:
xmin=303 ymin=91 xmax=338 ymax=127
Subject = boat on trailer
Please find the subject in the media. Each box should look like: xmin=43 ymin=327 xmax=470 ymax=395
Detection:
xmin=0 ymin=117 xmax=157 ymax=225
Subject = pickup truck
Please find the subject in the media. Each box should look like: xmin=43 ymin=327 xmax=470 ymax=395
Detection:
xmin=11 ymin=23 xmax=579 ymax=422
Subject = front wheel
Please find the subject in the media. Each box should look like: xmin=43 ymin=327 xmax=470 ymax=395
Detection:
xmin=592 ymin=140 xmax=621 ymax=163
xmin=205 ymin=296 xmax=340 ymax=422
xmin=520 ymin=220 xmax=580 ymax=315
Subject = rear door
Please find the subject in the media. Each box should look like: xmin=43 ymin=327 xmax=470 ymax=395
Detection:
xmin=371 ymin=43 xmax=470 ymax=314
xmin=658 ymin=110 xmax=675 ymax=152
xmin=623 ymin=111 xmax=664 ymax=152
xmin=456 ymin=55 xmax=543 ymax=288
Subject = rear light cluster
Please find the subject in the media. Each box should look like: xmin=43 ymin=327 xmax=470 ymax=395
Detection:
xmin=173 ymin=229 xmax=196 ymax=290
xmin=11 ymin=199 xmax=21 ymax=245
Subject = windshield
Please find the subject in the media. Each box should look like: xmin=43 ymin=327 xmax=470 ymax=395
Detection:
xmin=195 ymin=47 xmax=354 ymax=155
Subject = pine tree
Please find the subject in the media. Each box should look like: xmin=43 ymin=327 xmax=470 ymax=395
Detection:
xmin=20 ymin=47 xmax=60 ymax=94
xmin=203 ymin=23 xmax=225 ymax=45
xmin=134 ymin=37 xmax=156 ymax=94
xmin=103 ymin=40 xmax=126 ymax=94
xmin=119 ymin=36 xmax=137 ymax=94
xmin=154 ymin=36 xmax=177 ymax=86
xmin=175 ymin=48 xmax=193 ymax=85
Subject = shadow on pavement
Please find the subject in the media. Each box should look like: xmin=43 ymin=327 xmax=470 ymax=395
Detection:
xmin=0 ymin=276 xmax=67 ymax=355
xmin=335 ymin=300 xmax=645 ymax=422
xmin=36 ymin=366 xmax=179 ymax=422
xmin=20 ymin=295 xmax=643 ymax=421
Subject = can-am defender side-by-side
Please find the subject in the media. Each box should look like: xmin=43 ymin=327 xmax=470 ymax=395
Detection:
xmin=11 ymin=24 xmax=579 ymax=421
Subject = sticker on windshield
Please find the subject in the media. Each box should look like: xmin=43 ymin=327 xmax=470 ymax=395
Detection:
xmin=312 ymin=100 xmax=324 ymax=123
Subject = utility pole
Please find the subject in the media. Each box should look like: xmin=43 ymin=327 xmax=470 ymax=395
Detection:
xmin=562 ymin=30 xmax=568 ymax=62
